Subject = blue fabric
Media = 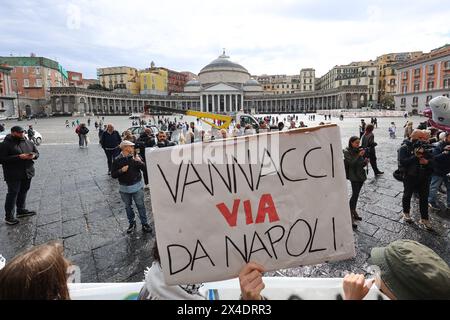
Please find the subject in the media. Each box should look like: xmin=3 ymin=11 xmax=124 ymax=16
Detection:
xmin=119 ymin=180 xmax=144 ymax=194
xmin=120 ymin=188 xmax=148 ymax=225
xmin=428 ymin=175 xmax=450 ymax=207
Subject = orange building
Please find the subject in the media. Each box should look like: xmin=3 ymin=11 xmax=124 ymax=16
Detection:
xmin=395 ymin=45 xmax=450 ymax=114
xmin=0 ymin=56 xmax=69 ymax=116
xmin=68 ymin=71 xmax=83 ymax=87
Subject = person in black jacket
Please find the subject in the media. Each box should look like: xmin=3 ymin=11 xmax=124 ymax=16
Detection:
xmin=111 ymin=140 xmax=151 ymax=234
xmin=100 ymin=124 xmax=122 ymax=175
xmin=344 ymin=136 xmax=369 ymax=229
xmin=136 ymin=128 xmax=156 ymax=186
xmin=27 ymin=125 xmax=35 ymax=144
xmin=0 ymin=126 xmax=39 ymax=225
xmin=361 ymin=124 xmax=383 ymax=176
xmin=398 ymin=129 xmax=434 ymax=230
xmin=428 ymin=132 xmax=450 ymax=211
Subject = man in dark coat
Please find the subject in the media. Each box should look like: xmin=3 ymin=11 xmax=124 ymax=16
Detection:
xmin=100 ymin=124 xmax=122 ymax=175
xmin=0 ymin=126 xmax=39 ymax=225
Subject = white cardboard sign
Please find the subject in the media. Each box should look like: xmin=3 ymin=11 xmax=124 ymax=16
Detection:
xmin=147 ymin=125 xmax=355 ymax=285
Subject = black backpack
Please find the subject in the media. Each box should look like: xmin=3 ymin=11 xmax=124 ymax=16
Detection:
xmin=393 ymin=145 xmax=406 ymax=182
xmin=80 ymin=127 xmax=89 ymax=135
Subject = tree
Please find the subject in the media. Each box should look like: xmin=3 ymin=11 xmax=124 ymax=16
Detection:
xmin=87 ymin=83 xmax=111 ymax=91
xmin=380 ymin=94 xmax=395 ymax=109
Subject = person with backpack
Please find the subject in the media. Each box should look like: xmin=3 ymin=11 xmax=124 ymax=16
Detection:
xmin=77 ymin=123 xmax=89 ymax=148
xmin=344 ymin=136 xmax=369 ymax=229
xmin=398 ymin=130 xmax=434 ymax=230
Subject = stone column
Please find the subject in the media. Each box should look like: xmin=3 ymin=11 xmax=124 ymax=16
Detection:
xmin=200 ymin=95 xmax=203 ymax=112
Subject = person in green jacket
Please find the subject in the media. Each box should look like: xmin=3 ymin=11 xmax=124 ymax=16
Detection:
xmin=344 ymin=136 xmax=369 ymax=229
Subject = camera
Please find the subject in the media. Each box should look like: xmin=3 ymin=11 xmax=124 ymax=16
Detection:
xmin=358 ymin=146 xmax=370 ymax=158
xmin=413 ymin=141 xmax=433 ymax=157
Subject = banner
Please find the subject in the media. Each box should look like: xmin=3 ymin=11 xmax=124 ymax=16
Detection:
xmin=147 ymin=125 xmax=355 ymax=285
xmin=68 ymin=278 xmax=388 ymax=300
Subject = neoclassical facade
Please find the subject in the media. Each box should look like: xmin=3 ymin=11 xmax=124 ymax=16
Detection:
xmin=50 ymin=85 xmax=368 ymax=115
xmin=50 ymin=52 xmax=369 ymax=115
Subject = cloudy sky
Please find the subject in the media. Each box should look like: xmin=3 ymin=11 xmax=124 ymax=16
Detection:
xmin=1 ymin=0 xmax=449 ymax=79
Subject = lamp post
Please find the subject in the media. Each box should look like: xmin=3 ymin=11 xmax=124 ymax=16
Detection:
xmin=15 ymin=89 xmax=22 ymax=120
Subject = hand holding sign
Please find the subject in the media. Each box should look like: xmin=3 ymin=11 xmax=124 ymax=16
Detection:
xmin=239 ymin=262 xmax=265 ymax=300
xmin=343 ymin=274 xmax=374 ymax=300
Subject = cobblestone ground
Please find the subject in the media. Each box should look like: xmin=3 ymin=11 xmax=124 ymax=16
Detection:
xmin=0 ymin=115 xmax=449 ymax=282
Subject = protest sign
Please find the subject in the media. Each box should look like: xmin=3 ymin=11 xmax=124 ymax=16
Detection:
xmin=147 ymin=125 xmax=355 ymax=285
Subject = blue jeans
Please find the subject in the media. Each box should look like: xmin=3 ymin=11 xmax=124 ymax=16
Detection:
xmin=120 ymin=189 xmax=148 ymax=225
xmin=428 ymin=175 xmax=450 ymax=207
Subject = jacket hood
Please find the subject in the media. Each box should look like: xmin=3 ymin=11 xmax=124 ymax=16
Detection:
xmin=142 ymin=262 xmax=205 ymax=300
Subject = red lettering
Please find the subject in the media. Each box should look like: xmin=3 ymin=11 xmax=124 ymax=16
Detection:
xmin=243 ymin=200 xmax=253 ymax=225
xmin=255 ymin=194 xmax=280 ymax=224
xmin=216 ymin=200 xmax=241 ymax=227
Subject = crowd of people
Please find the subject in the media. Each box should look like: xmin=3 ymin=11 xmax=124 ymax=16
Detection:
xmin=345 ymin=118 xmax=450 ymax=231
xmin=0 ymin=113 xmax=449 ymax=300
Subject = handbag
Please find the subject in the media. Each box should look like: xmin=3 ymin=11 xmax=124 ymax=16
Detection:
xmin=393 ymin=169 xmax=405 ymax=182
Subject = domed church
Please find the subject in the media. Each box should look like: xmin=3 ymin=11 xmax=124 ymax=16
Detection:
xmin=183 ymin=50 xmax=262 ymax=113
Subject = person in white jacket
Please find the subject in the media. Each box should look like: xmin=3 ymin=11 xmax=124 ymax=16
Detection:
xmin=137 ymin=241 xmax=265 ymax=300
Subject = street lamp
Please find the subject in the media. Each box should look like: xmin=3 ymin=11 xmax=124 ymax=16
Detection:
xmin=15 ymin=89 xmax=22 ymax=120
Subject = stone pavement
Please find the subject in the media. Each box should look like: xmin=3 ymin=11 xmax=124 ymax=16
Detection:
xmin=0 ymin=115 xmax=449 ymax=282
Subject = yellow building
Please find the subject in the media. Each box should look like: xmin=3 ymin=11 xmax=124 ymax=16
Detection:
xmin=97 ymin=66 xmax=140 ymax=94
xmin=376 ymin=52 xmax=422 ymax=107
xmin=139 ymin=68 xmax=168 ymax=95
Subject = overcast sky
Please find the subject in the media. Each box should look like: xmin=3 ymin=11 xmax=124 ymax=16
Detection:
xmin=1 ymin=0 xmax=449 ymax=79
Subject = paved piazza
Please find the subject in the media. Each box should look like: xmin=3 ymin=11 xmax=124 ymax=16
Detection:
xmin=0 ymin=114 xmax=449 ymax=282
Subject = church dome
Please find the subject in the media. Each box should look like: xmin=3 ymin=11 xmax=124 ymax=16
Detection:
xmin=184 ymin=79 xmax=201 ymax=92
xmin=185 ymin=79 xmax=201 ymax=87
xmin=244 ymin=79 xmax=260 ymax=86
xmin=200 ymin=53 xmax=249 ymax=74
xmin=198 ymin=51 xmax=250 ymax=86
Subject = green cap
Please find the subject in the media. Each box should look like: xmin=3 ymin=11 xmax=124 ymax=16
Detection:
xmin=368 ymin=240 xmax=450 ymax=300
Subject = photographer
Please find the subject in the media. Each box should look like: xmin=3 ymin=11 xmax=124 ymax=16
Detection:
xmin=111 ymin=141 xmax=151 ymax=234
xmin=136 ymin=128 xmax=156 ymax=186
xmin=399 ymin=130 xmax=434 ymax=230
xmin=344 ymin=136 xmax=369 ymax=229
xmin=428 ymin=132 xmax=450 ymax=211
xmin=361 ymin=124 xmax=384 ymax=176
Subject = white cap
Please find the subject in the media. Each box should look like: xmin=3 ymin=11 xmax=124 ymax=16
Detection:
xmin=119 ymin=140 xmax=135 ymax=148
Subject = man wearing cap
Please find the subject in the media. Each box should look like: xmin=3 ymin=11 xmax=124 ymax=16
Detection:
xmin=0 ymin=126 xmax=39 ymax=225
xmin=111 ymin=140 xmax=151 ymax=234
xmin=428 ymin=131 xmax=450 ymax=212
xmin=343 ymin=240 xmax=450 ymax=300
